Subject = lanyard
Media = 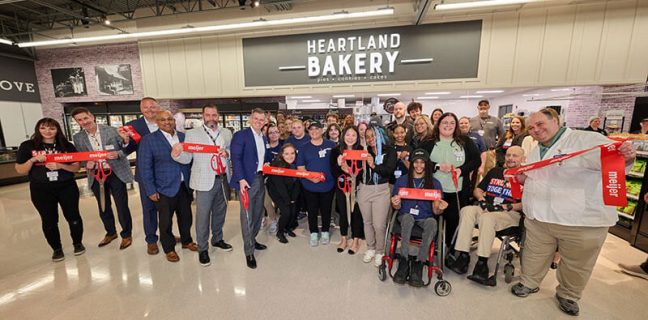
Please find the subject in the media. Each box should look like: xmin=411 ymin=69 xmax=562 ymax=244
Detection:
xmin=203 ymin=126 xmax=221 ymax=146
xmin=413 ymin=178 xmax=424 ymax=208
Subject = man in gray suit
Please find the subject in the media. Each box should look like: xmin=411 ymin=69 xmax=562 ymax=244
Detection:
xmin=71 ymin=107 xmax=134 ymax=250
xmin=173 ymin=104 xmax=233 ymax=267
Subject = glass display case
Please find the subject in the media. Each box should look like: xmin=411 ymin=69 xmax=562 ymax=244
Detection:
xmin=0 ymin=147 xmax=28 ymax=186
xmin=225 ymin=114 xmax=242 ymax=132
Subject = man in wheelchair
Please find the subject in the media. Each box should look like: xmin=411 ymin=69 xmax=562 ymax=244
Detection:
xmin=447 ymin=146 xmax=525 ymax=285
xmin=390 ymin=149 xmax=448 ymax=287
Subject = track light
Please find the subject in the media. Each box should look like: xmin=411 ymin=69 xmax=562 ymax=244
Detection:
xmin=239 ymin=0 xmax=246 ymax=10
xmin=0 ymin=38 xmax=13 ymax=45
xmin=251 ymin=0 xmax=260 ymax=8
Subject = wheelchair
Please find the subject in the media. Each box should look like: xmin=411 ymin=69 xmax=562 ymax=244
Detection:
xmin=377 ymin=208 xmax=452 ymax=296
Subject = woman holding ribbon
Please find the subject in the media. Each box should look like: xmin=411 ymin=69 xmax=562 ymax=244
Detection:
xmin=358 ymin=124 xmax=397 ymax=267
xmin=266 ymin=144 xmax=301 ymax=244
xmin=331 ymin=126 xmax=365 ymax=254
xmin=424 ymin=112 xmax=481 ymax=248
xmin=15 ymin=118 xmax=84 ymax=262
xmin=390 ymin=149 xmax=447 ymax=287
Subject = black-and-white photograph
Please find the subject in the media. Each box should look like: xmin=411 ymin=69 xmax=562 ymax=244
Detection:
xmin=51 ymin=67 xmax=87 ymax=97
xmin=95 ymin=64 xmax=134 ymax=95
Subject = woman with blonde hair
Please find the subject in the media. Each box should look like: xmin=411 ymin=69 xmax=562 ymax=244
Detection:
xmin=409 ymin=115 xmax=434 ymax=150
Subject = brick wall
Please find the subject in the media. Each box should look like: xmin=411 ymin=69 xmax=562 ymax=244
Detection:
xmin=34 ymin=42 xmax=144 ymax=123
xmin=564 ymin=85 xmax=637 ymax=132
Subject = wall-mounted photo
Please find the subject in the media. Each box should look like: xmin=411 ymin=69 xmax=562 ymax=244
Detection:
xmin=51 ymin=67 xmax=87 ymax=97
xmin=95 ymin=64 xmax=134 ymax=96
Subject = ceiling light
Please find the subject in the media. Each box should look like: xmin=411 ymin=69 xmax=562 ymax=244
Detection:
xmin=522 ymin=93 xmax=541 ymax=97
xmin=460 ymin=95 xmax=484 ymax=98
xmin=550 ymin=88 xmax=573 ymax=92
xmin=377 ymin=93 xmax=401 ymax=97
xmin=332 ymin=95 xmax=355 ymax=98
xmin=425 ymin=92 xmax=451 ymax=95
xmin=301 ymin=99 xmax=322 ymax=103
xmin=104 ymin=19 xmax=111 ymax=25
xmin=17 ymin=8 xmax=395 ymax=48
xmin=476 ymin=90 xmax=504 ymax=93
xmin=0 ymin=38 xmax=12 ymax=45
xmin=288 ymin=96 xmax=312 ymax=99
xmin=435 ymin=0 xmax=540 ymax=11
xmin=416 ymin=96 xmax=439 ymax=100
xmin=251 ymin=0 xmax=260 ymax=8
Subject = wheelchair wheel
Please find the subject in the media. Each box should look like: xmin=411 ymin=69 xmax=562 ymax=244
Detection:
xmin=434 ymin=280 xmax=452 ymax=296
xmin=378 ymin=264 xmax=387 ymax=281
xmin=504 ymin=264 xmax=515 ymax=283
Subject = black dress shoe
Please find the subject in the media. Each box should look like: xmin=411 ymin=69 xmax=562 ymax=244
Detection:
xmin=254 ymin=242 xmax=267 ymax=250
xmin=246 ymin=255 xmax=257 ymax=269
xmin=286 ymin=230 xmax=296 ymax=238
xmin=277 ymin=233 xmax=288 ymax=244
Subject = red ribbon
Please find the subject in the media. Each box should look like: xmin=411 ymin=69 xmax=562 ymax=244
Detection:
xmin=398 ymin=188 xmax=443 ymax=201
xmin=504 ymin=141 xmax=627 ymax=206
xmin=450 ymin=166 xmax=459 ymax=189
xmin=262 ymin=165 xmax=325 ymax=181
xmin=240 ymin=189 xmax=249 ymax=211
xmin=122 ymin=125 xmax=141 ymax=144
xmin=45 ymin=151 xmax=110 ymax=163
xmin=182 ymin=143 xmax=221 ymax=154
xmin=342 ymin=149 xmax=369 ymax=160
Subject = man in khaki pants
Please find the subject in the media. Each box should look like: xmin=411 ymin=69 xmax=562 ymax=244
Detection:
xmin=510 ymin=108 xmax=636 ymax=316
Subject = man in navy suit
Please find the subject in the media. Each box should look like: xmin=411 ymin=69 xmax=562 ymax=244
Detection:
xmin=138 ymin=110 xmax=197 ymax=262
xmin=119 ymin=97 xmax=164 ymax=255
xmin=230 ymin=108 xmax=268 ymax=269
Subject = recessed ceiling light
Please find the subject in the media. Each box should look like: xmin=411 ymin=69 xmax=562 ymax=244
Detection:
xmin=332 ymin=94 xmax=355 ymax=98
xmin=377 ymin=93 xmax=401 ymax=97
xmin=522 ymin=93 xmax=541 ymax=97
xmin=550 ymin=88 xmax=572 ymax=92
xmin=416 ymin=96 xmax=439 ymax=100
xmin=476 ymin=90 xmax=504 ymax=93
xmin=460 ymin=95 xmax=484 ymax=98
xmin=425 ymin=92 xmax=451 ymax=95
xmin=288 ymin=96 xmax=312 ymax=99
xmin=301 ymin=99 xmax=322 ymax=103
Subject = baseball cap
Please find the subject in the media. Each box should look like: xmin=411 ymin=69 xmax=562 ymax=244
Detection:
xmin=308 ymin=120 xmax=323 ymax=129
xmin=410 ymin=149 xmax=430 ymax=162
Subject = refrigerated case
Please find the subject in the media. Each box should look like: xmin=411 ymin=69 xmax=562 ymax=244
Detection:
xmin=64 ymin=113 xmax=139 ymax=139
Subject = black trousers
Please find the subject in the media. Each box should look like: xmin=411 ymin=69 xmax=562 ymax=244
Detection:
xmin=335 ymin=188 xmax=364 ymax=238
xmin=271 ymin=195 xmax=296 ymax=235
xmin=443 ymin=191 xmax=469 ymax=249
xmin=304 ymin=189 xmax=334 ymax=233
xmin=29 ymin=181 xmax=84 ymax=250
xmin=90 ymin=174 xmax=132 ymax=238
xmin=154 ymin=183 xmax=193 ymax=253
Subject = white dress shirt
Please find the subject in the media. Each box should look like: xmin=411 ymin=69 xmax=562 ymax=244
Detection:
xmin=252 ymin=128 xmax=265 ymax=172
xmin=145 ymin=117 xmax=159 ymax=133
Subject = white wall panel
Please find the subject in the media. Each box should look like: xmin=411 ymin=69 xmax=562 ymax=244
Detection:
xmin=137 ymin=0 xmax=648 ymax=98
xmin=539 ymin=6 xmax=576 ymax=84
xmin=513 ymin=9 xmax=546 ymax=85
xmin=598 ymin=0 xmax=637 ymax=82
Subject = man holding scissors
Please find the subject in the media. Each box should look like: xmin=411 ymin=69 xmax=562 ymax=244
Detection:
xmin=71 ymin=107 xmax=134 ymax=250
xmin=172 ymin=105 xmax=233 ymax=267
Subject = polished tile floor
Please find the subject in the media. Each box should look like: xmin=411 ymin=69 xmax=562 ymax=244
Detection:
xmin=0 ymin=180 xmax=647 ymax=320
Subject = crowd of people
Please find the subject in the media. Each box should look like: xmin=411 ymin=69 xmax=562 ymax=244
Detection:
xmin=15 ymin=97 xmax=639 ymax=316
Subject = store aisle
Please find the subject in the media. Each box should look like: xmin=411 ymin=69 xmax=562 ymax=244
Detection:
xmin=0 ymin=180 xmax=646 ymax=320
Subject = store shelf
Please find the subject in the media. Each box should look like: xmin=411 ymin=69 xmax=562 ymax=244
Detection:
xmin=617 ymin=210 xmax=635 ymax=220
xmin=627 ymin=193 xmax=639 ymax=201
xmin=628 ymin=172 xmax=644 ymax=178
xmin=637 ymin=151 xmax=648 ymax=158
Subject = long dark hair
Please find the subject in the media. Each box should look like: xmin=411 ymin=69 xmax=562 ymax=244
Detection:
xmin=31 ymin=117 xmax=71 ymax=148
xmin=431 ymin=112 xmax=465 ymax=148
xmin=338 ymin=125 xmax=361 ymax=152
xmin=274 ymin=143 xmax=297 ymax=167
xmin=407 ymin=157 xmax=437 ymax=189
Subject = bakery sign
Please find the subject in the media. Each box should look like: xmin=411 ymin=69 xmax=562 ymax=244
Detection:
xmin=0 ymin=55 xmax=41 ymax=103
xmin=242 ymin=20 xmax=481 ymax=86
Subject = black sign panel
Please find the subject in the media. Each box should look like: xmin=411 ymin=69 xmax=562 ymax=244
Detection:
xmin=243 ymin=20 xmax=482 ymax=86
xmin=0 ymin=55 xmax=40 ymax=103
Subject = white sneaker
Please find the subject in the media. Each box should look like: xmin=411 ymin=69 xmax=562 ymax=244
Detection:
xmin=320 ymin=232 xmax=330 ymax=245
xmin=268 ymin=221 xmax=278 ymax=234
xmin=363 ymin=249 xmax=376 ymax=263
xmin=310 ymin=233 xmax=319 ymax=247
xmin=374 ymin=253 xmax=384 ymax=267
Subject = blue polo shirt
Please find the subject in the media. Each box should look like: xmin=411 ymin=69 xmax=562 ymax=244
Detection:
xmin=286 ymin=135 xmax=311 ymax=151
xmin=392 ymin=175 xmax=443 ymax=221
xmin=296 ymin=139 xmax=336 ymax=193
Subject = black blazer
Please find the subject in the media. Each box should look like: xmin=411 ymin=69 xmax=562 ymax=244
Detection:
xmin=266 ymin=159 xmax=301 ymax=207
xmin=360 ymin=144 xmax=397 ymax=185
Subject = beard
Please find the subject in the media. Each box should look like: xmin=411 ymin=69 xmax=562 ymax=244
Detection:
xmin=205 ymin=121 xmax=217 ymax=128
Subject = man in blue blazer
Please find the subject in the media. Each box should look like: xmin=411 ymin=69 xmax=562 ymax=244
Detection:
xmin=119 ymin=97 xmax=164 ymax=255
xmin=138 ymin=110 xmax=197 ymax=262
xmin=230 ymin=108 xmax=268 ymax=269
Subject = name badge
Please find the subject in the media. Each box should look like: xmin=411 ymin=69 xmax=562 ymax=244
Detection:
xmin=266 ymin=143 xmax=271 ymax=149
xmin=319 ymin=149 xmax=327 ymax=158
xmin=494 ymin=197 xmax=504 ymax=205
xmin=105 ymin=144 xmax=115 ymax=150
xmin=454 ymin=150 xmax=465 ymax=162
xmin=409 ymin=208 xmax=420 ymax=216
xmin=46 ymin=171 xmax=59 ymax=182
xmin=394 ymin=170 xmax=402 ymax=179
xmin=477 ymin=130 xmax=485 ymax=136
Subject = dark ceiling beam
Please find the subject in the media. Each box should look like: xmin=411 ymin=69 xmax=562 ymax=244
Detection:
xmin=28 ymin=0 xmax=128 ymax=33
xmin=69 ymin=0 xmax=132 ymax=20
